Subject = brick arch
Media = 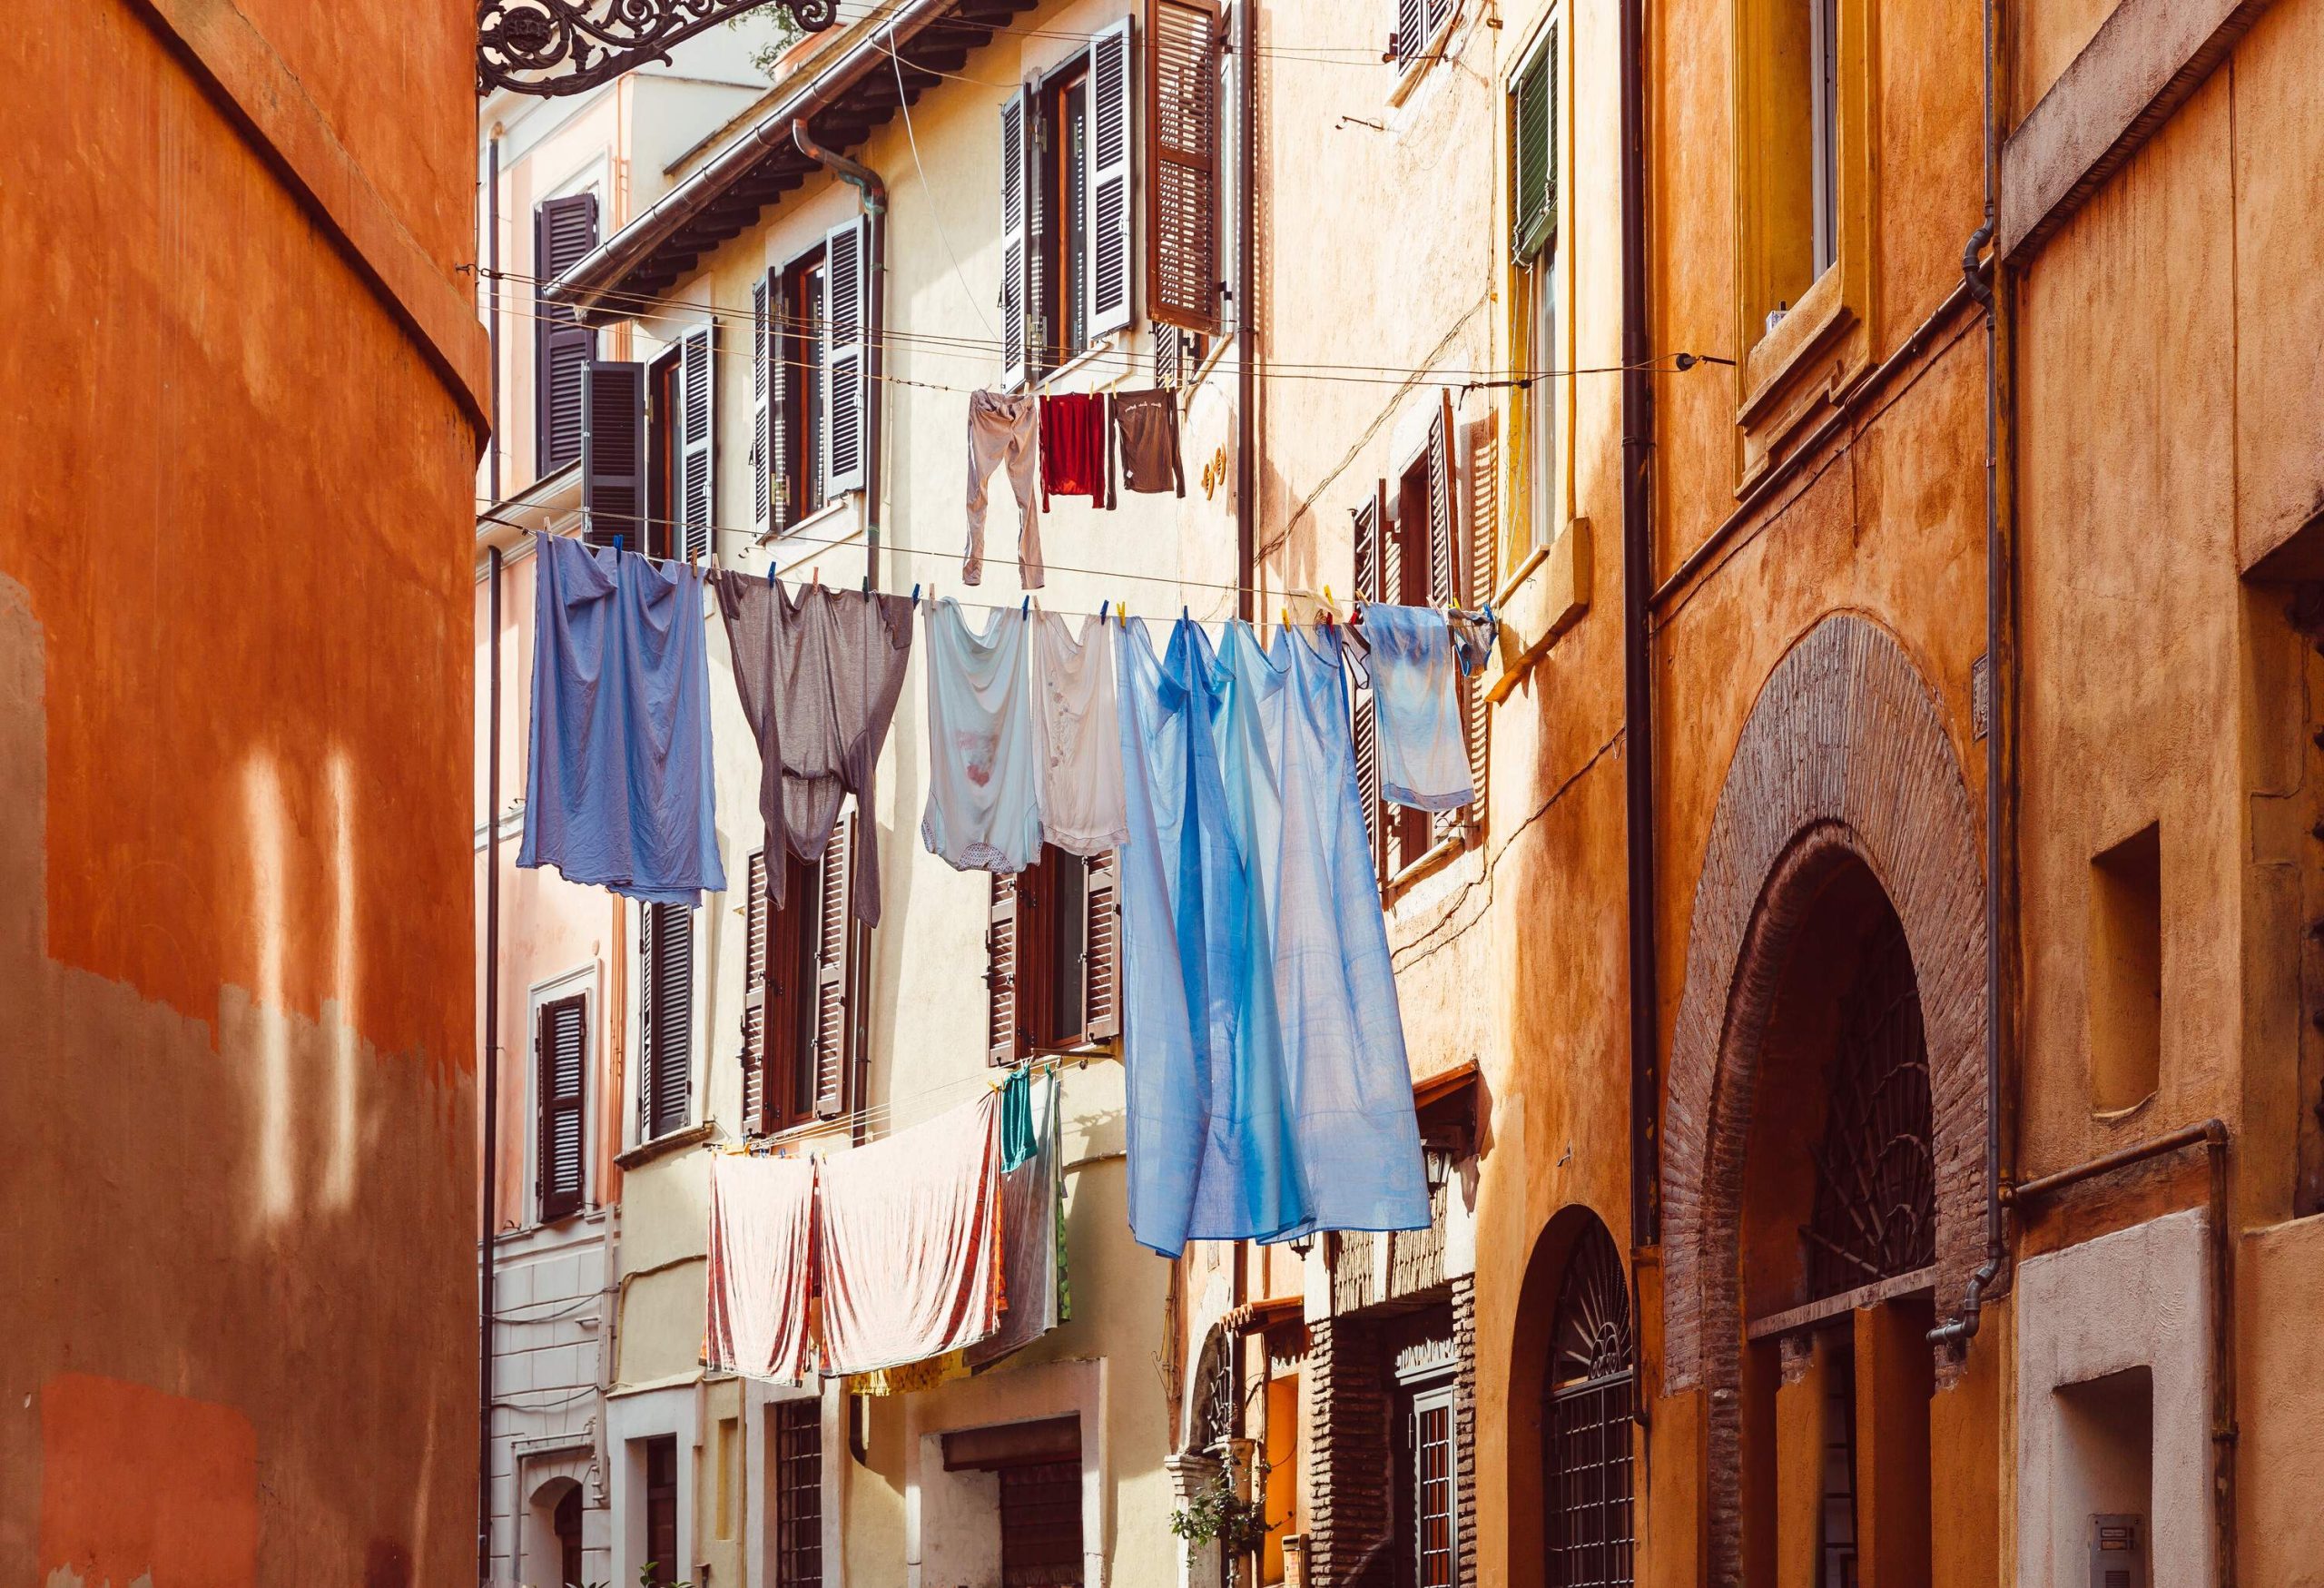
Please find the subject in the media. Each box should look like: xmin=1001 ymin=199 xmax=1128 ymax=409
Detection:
xmin=1659 ymin=612 xmax=1987 ymax=1405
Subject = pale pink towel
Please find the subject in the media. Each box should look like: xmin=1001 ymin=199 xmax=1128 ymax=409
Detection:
xmin=704 ymin=1154 xmax=818 ymax=1384
xmin=816 ymin=1091 xmax=1006 ymax=1376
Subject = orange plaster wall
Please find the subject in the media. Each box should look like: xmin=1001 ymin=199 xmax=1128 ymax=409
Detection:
xmin=0 ymin=0 xmax=478 ymax=1582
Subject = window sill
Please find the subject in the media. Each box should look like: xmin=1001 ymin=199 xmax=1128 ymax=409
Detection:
xmin=1037 ymin=330 xmax=1131 ymax=393
xmin=1382 ymin=824 xmax=1473 ymax=904
xmin=763 ymin=494 xmax=860 ymax=558
xmin=1736 ymin=264 xmax=1868 ymax=484
xmin=1482 ymin=517 xmax=1591 ymax=704
xmin=615 ymin=1119 xmax=716 ymax=1170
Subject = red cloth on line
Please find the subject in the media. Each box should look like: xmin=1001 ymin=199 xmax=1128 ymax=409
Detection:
xmin=1040 ymin=391 xmax=1116 ymax=509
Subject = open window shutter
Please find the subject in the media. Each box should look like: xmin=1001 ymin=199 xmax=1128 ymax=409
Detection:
xmin=535 ymin=193 xmax=599 ymax=474
xmin=1423 ymin=394 xmax=1472 ymax=843
xmin=751 ymin=277 xmax=773 ymax=539
xmin=582 ymin=360 xmax=647 ymax=549
xmin=741 ymin=851 xmax=770 ymax=1135
xmin=1395 ymin=0 xmax=1424 ymax=69
xmin=1512 ymin=30 xmax=1555 ymax=261
xmin=1425 ymin=0 xmax=1455 ymax=38
xmin=1464 ymin=411 xmax=1495 ymax=817
xmin=1000 ymin=91 xmax=1032 ymax=389
xmin=987 ymin=872 xmax=1023 ymax=1065
xmin=1352 ymin=487 xmax=1389 ymax=883
xmin=1083 ymin=850 xmax=1121 ymax=1042
xmin=537 ymin=995 xmax=588 ymax=1220
xmin=1148 ymin=0 xmax=1221 ymax=334
xmin=824 ymin=217 xmax=869 ymax=495
xmin=677 ymin=324 xmax=716 ymax=560
xmin=644 ymin=903 xmax=694 ymax=1139
xmin=1088 ymin=17 xmax=1136 ymax=339
xmin=811 ymin=815 xmax=855 ymax=1119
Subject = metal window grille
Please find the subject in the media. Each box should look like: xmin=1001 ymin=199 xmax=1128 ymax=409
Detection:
xmin=1412 ymin=1385 xmax=1458 ymax=1588
xmin=774 ymin=1399 xmax=823 ymax=1587
xmin=1545 ymin=1221 xmax=1636 ymax=1588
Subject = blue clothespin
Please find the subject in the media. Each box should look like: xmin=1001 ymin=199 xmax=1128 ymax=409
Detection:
xmin=1182 ymin=604 xmax=1191 ymax=623
xmin=1100 ymin=599 xmax=1110 ymax=624
xmin=767 ymin=561 xmax=777 ymax=587
xmin=1021 ymin=595 xmax=1030 ymax=618
xmin=911 ymin=582 xmax=921 ymax=607
xmin=614 ymin=535 xmax=625 ymax=554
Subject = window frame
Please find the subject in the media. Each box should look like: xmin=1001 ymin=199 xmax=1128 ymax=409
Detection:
xmin=740 ymin=810 xmax=867 ymax=1139
xmin=771 ymin=1397 xmax=823 ymax=1588
xmin=638 ymin=900 xmax=695 ymax=1146
xmin=989 ymin=844 xmax=1122 ymax=1062
xmin=531 ymin=980 xmax=594 ymax=1225
xmin=645 ymin=345 xmax=684 ymax=561
xmin=781 ymin=243 xmax=830 ymax=530
xmin=1509 ymin=17 xmax=1562 ymax=564
xmin=1728 ymin=0 xmax=1876 ymax=471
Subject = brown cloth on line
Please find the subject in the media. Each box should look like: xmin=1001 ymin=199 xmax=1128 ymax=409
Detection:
xmin=713 ymin=572 xmax=915 ymax=924
xmin=1111 ymin=388 xmax=1186 ymax=497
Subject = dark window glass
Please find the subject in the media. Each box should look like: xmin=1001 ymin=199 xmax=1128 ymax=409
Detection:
xmin=644 ymin=1435 xmax=679 ymax=1587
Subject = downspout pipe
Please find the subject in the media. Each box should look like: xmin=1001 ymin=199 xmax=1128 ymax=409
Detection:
xmin=1618 ymin=0 xmax=1659 ymax=1252
xmin=487 ymin=123 xmax=502 ymax=503
xmin=1928 ymin=0 xmax=2005 ymax=1358
xmin=793 ymin=120 xmax=887 ymax=589
xmin=1234 ymin=0 xmax=1256 ymax=622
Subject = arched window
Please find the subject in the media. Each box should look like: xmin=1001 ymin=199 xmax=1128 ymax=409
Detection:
xmin=1544 ymin=1218 xmax=1634 ymax=1587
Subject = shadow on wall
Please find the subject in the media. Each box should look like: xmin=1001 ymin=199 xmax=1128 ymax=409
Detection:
xmin=0 ymin=575 xmax=473 ymax=1587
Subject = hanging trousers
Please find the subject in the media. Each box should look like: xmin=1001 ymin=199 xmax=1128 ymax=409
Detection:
xmin=964 ymin=390 xmax=1044 ymax=588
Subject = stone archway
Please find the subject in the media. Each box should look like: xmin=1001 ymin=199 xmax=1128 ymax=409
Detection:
xmin=1657 ymin=615 xmax=1988 ymax=1575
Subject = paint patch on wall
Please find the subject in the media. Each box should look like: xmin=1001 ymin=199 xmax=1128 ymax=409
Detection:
xmin=37 ymin=1374 xmax=259 ymax=1588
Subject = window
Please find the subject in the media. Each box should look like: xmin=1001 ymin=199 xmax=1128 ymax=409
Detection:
xmin=1385 ymin=1317 xmax=1462 ymax=1588
xmin=1000 ymin=1460 xmax=1085 ymax=1588
xmin=1001 ymin=19 xmax=1134 ymax=387
xmin=1543 ymin=1218 xmax=1635 ymax=1586
xmin=535 ymin=993 xmax=587 ymax=1222
xmin=1511 ymin=24 xmax=1558 ymax=554
xmin=581 ymin=360 xmax=647 ymax=551
xmin=1148 ymin=1 xmax=1224 ymax=338
xmin=1405 ymin=1380 xmax=1457 ymax=1588
xmin=773 ymin=1399 xmax=823 ymax=1588
xmin=740 ymin=819 xmax=866 ymax=1136
xmin=988 ymin=845 xmax=1121 ymax=1062
xmin=752 ymin=222 xmax=868 ymax=536
xmin=1393 ymin=0 xmax=1457 ymax=74
xmin=643 ymin=1435 xmax=680 ymax=1588
xmin=554 ymin=1483 xmax=586 ymax=1588
xmin=639 ymin=902 xmax=693 ymax=1141
xmin=2088 ymin=822 xmax=2162 ymax=1112
xmin=535 ymin=192 xmax=599 ymax=476
xmin=1352 ymin=393 xmax=1486 ymax=888
xmin=585 ymin=324 xmax=709 ymax=558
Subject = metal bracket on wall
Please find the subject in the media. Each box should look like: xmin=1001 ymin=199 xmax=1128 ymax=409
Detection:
xmin=477 ymin=0 xmax=838 ymax=96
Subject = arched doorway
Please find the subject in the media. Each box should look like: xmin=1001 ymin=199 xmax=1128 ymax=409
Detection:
xmin=552 ymin=1481 xmax=585 ymax=1588
xmin=1542 ymin=1217 xmax=1635 ymax=1587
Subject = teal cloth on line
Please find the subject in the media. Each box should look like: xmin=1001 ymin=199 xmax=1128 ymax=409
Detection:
xmin=999 ymin=1066 xmax=1037 ymax=1172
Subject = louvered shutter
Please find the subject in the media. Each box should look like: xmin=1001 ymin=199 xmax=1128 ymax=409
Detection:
xmin=582 ymin=360 xmax=647 ymax=549
xmin=741 ymin=851 xmax=770 ymax=1135
xmin=535 ymin=193 xmax=599 ymax=475
xmin=676 ymin=324 xmax=716 ymax=560
xmin=1149 ymin=0 xmax=1222 ymax=333
xmin=1000 ymin=91 xmax=1032 ymax=389
xmin=770 ymin=274 xmax=795 ymax=535
xmin=1512 ymin=29 xmax=1555 ymax=261
xmin=642 ymin=902 xmax=694 ymax=1140
xmin=1395 ymin=0 xmax=1424 ymax=69
xmin=1352 ymin=487 xmax=1389 ymax=883
xmin=810 ymin=815 xmax=855 ymax=1119
xmin=1423 ymin=394 xmax=1472 ymax=843
xmin=1087 ymin=18 xmax=1135 ymax=339
xmin=1464 ymin=412 xmax=1495 ymax=818
xmin=537 ymin=994 xmax=588 ymax=1220
xmin=1425 ymin=0 xmax=1455 ymax=37
xmin=823 ymin=218 xmax=869 ymax=495
xmin=1153 ymin=321 xmax=1185 ymax=389
xmin=987 ymin=871 xmax=1023 ymax=1065
xmin=751 ymin=276 xmax=773 ymax=539
xmin=1083 ymin=850 xmax=1121 ymax=1043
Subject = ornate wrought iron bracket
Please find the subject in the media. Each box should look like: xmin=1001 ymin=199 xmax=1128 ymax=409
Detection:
xmin=478 ymin=0 xmax=837 ymax=97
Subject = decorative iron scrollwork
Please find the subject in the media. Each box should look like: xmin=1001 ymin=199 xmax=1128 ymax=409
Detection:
xmin=478 ymin=0 xmax=837 ymax=97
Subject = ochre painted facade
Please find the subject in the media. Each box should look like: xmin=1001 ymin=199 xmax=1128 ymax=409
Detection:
xmin=0 ymin=0 xmax=486 ymax=1582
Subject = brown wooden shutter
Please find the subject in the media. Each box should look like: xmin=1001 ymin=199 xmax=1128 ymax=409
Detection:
xmin=1148 ymin=0 xmax=1222 ymax=333
xmin=741 ymin=850 xmax=770 ymax=1136
xmin=810 ymin=816 xmax=855 ymax=1119
xmin=642 ymin=902 xmax=693 ymax=1139
xmin=535 ymin=193 xmax=598 ymax=475
xmin=987 ymin=871 xmax=1024 ymax=1065
xmin=537 ymin=993 xmax=587 ymax=1221
xmin=582 ymin=360 xmax=647 ymax=549
xmin=1353 ymin=482 xmax=1390 ymax=883
xmin=1083 ymin=849 xmax=1121 ymax=1043
xmin=1423 ymin=394 xmax=1470 ymax=845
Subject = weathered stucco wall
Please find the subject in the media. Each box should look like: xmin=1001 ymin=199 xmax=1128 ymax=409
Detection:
xmin=0 ymin=0 xmax=483 ymax=1583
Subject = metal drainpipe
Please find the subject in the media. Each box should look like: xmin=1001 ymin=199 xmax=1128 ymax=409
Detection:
xmin=480 ymin=541 xmax=504 ymax=1586
xmin=1928 ymin=0 xmax=2007 ymax=1358
xmin=487 ymin=123 xmax=502 ymax=503
xmin=1235 ymin=0 xmax=1256 ymax=622
xmin=1617 ymin=0 xmax=1659 ymax=1254
xmin=793 ymin=119 xmax=887 ymax=589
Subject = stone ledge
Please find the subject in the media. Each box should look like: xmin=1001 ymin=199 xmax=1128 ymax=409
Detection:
xmin=1483 ymin=517 xmax=1590 ymax=704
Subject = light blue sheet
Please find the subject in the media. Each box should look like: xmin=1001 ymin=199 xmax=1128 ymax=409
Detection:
xmin=517 ymin=534 xmax=726 ymax=906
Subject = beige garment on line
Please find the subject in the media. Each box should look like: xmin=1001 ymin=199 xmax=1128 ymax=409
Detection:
xmin=963 ymin=389 xmax=1044 ymax=589
xmin=704 ymin=1152 xmax=818 ymax=1384
xmin=817 ymin=1089 xmax=1007 ymax=1376
xmin=1031 ymin=611 xmax=1130 ymax=856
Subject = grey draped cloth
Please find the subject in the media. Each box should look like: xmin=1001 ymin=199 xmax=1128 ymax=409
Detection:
xmin=714 ymin=573 xmax=915 ymax=924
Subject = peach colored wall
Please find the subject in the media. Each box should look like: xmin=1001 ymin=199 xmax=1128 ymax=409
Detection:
xmin=0 ymin=0 xmax=480 ymax=1581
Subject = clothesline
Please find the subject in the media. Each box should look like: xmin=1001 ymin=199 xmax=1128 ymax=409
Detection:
xmin=711 ymin=1049 xmax=1109 ymax=1157
xmin=476 ymin=497 xmax=1412 ymax=623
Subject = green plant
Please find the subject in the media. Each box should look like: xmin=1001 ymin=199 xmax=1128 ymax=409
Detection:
xmin=1167 ymin=1468 xmax=1271 ymax=1561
